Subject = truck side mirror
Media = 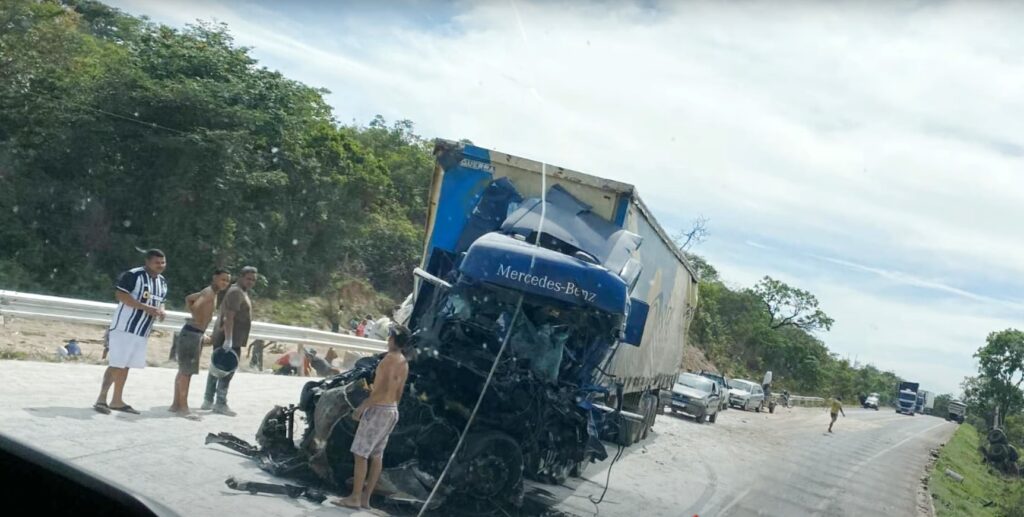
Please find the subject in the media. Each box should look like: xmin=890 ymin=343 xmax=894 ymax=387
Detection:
xmin=622 ymin=298 xmax=649 ymax=347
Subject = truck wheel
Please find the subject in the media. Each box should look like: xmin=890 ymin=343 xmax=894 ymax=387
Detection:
xmin=989 ymin=429 xmax=1008 ymax=445
xmin=709 ymin=412 xmax=718 ymax=424
xmin=694 ymin=412 xmax=705 ymax=424
xmin=452 ymin=432 xmax=524 ymax=503
xmin=988 ymin=443 xmax=1009 ymax=462
xmin=755 ymin=404 xmax=761 ymax=413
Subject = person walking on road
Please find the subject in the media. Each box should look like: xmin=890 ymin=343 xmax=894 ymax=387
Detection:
xmin=94 ymin=249 xmax=168 ymax=415
xmin=169 ymin=268 xmax=230 ymax=419
xmin=828 ymin=396 xmax=846 ymax=433
xmin=202 ymin=266 xmax=257 ymax=416
xmin=332 ymin=324 xmax=410 ymax=511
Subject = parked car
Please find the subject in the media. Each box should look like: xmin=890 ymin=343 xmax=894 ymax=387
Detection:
xmin=862 ymin=392 xmax=880 ymax=410
xmin=728 ymin=379 xmax=765 ymax=412
xmin=670 ymin=373 xmax=722 ymax=424
xmin=698 ymin=370 xmax=731 ymax=411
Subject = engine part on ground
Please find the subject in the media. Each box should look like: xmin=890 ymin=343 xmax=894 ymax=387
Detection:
xmin=256 ymin=405 xmax=299 ymax=454
xmin=224 ymin=477 xmax=326 ymax=504
xmin=209 ymin=348 xmax=239 ymax=378
xmin=205 ymin=433 xmax=260 ymax=457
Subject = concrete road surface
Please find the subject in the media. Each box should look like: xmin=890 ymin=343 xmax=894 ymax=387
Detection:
xmin=0 ymin=361 xmax=956 ymax=516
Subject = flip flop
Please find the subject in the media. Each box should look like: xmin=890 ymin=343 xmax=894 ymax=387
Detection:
xmin=180 ymin=413 xmax=202 ymax=421
xmin=93 ymin=403 xmax=111 ymax=415
xmin=109 ymin=405 xmax=140 ymax=415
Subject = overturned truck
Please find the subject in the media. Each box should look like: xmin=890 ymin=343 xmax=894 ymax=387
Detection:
xmin=210 ymin=140 xmax=698 ymax=511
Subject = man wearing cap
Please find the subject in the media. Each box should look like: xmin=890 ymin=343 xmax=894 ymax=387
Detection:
xmin=169 ymin=268 xmax=230 ymax=419
xmin=202 ymin=266 xmax=257 ymax=416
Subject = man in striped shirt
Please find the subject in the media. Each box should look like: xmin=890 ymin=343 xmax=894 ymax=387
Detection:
xmin=93 ymin=249 xmax=168 ymax=415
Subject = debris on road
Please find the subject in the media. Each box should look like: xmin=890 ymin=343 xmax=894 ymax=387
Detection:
xmin=225 ymin=477 xmax=327 ymax=504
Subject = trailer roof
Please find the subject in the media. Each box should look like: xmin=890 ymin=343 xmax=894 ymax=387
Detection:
xmin=434 ymin=139 xmax=698 ymax=279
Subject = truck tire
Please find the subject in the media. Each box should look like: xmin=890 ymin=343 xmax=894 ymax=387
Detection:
xmin=451 ymin=431 xmax=524 ymax=504
xmin=988 ymin=443 xmax=1009 ymax=462
xmin=709 ymin=411 xmax=718 ymax=424
xmin=988 ymin=429 xmax=1008 ymax=445
xmin=639 ymin=392 xmax=658 ymax=440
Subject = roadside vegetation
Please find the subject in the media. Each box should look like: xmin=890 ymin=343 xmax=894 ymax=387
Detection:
xmin=931 ymin=425 xmax=1024 ymax=517
xmin=929 ymin=329 xmax=1023 ymax=515
xmin=685 ymin=254 xmax=902 ymax=401
xmin=1 ymin=0 xmax=432 ymax=314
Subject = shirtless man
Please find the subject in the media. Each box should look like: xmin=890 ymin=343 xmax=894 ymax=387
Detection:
xmin=332 ymin=324 xmax=410 ymax=511
xmin=169 ymin=268 xmax=230 ymax=418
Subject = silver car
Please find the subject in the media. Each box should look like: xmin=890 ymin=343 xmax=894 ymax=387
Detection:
xmin=670 ymin=373 xmax=722 ymax=424
xmin=728 ymin=379 xmax=765 ymax=412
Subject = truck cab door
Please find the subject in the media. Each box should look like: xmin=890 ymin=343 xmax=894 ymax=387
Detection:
xmin=622 ymin=298 xmax=649 ymax=346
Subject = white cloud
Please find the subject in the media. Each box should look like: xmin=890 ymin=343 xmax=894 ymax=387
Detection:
xmin=106 ymin=0 xmax=1024 ymax=392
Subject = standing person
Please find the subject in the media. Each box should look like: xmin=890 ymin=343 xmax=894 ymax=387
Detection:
xmin=93 ymin=249 xmax=168 ymax=415
xmin=169 ymin=268 xmax=230 ymax=418
xmin=247 ymin=339 xmax=269 ymax=371
xmin=201 ymin=266 xmax=257 ymax=416
xmin=828 ymin=396 xmax=846 ymax=433
xmin=332 ymin=325 xmax=410 ymax=511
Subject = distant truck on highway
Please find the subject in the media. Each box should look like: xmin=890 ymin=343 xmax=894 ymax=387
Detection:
xmin=946 ymin=400 xmax=967 ymax=423
xmin=918 ymin=390 xmax=934 ymax=415
xmin=896 ymin=381 xmax=920 ymax=415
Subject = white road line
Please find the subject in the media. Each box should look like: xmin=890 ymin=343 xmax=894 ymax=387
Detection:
xmin=814 ymin=420 xmax=950 ymax=511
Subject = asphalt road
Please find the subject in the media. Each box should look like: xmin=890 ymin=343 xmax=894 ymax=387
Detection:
xmin=0 ymin=361 xmax=956 ymax=517
xmin=550 ymin=398 xmax=956 ymax=517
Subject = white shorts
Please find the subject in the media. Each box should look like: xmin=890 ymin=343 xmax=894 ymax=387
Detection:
xmin=107 ymin=329 xmax=148 ymax=369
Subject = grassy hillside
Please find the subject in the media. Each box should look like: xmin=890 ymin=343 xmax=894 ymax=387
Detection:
xmin=930 ymin=424 xmax=1024 ymax=517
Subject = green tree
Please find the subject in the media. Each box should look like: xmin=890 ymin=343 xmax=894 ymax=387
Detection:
xmin=933 ymin=393 xmax=953 ymax=418
xmin=973 ymin=329 xmax=1024 ymax=421
xmin=750 ymin=276 xmax=834 ymax=332
xmin=0 ymin=0 xmax=432 ymax=305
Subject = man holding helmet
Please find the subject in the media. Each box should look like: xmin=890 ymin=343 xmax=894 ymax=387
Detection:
xmin=202 ymin=266 xmax=258 ymax=416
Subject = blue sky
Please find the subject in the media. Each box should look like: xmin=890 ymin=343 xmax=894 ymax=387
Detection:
xmin=106 ymin=0 xmax=1024 ymax=395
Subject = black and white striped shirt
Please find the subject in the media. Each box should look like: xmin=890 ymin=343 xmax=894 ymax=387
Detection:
xmin=109 ymin=266 xmax=168 ymax=338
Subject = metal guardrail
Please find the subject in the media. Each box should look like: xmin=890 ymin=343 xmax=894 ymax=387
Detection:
xmin=0 ymin=290 xmax=387 ymax=353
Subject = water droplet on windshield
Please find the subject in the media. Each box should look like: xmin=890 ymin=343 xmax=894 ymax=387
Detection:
xmin=133 ymin=112 xmax=139 ymax=117
xmin=123 ymin=220 xmax=132 ymax=228
xmin=292 ymin=239 xmax=299 ymax=246
xmin=271 ymin=147 xmax=279 ymax=154
xmin=12 ymin=206 xmax=18 ymax=213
